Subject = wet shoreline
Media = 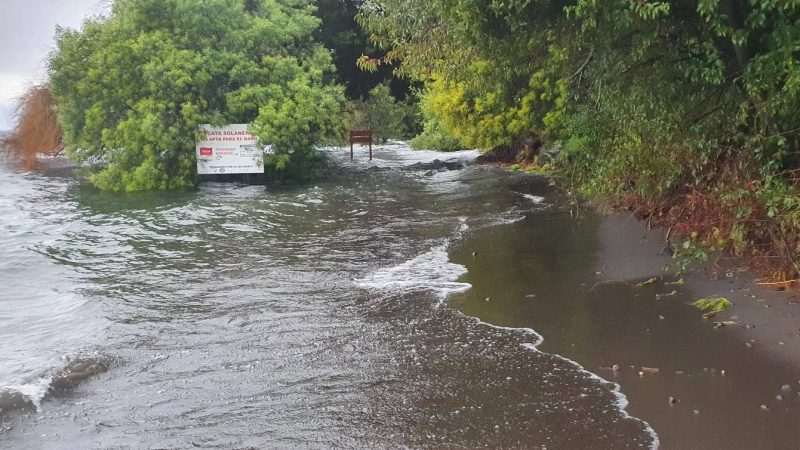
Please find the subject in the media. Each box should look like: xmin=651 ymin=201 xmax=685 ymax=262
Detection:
xmin=447 ymin=206 xmax=800 ymax=449
xmin=2 ymin=146 xmax=799 ymax=448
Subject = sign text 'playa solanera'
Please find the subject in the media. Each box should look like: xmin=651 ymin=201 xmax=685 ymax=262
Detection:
xmin=196 ymin=124 xmax=268 ymax=175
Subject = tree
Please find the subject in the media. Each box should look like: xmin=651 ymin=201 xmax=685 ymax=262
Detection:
xmin=358 ymin=0 xmax=572 ymax=150
xmin=1 ymin=84 xmax=63 ymax=169
xmin=49 ymin=0 xmax=344 ymax=191
xmin=314 ymin=0 xmax=411 ymax=100
xmin=348 ymin=83 xmax=418 ymax=142
xmin=360 ymin=0 xmax=800 ymax=179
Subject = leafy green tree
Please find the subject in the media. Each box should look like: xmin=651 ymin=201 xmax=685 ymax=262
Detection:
xmin=347 ymin=83 xmax=418 ymax=142
xmin=358 ymin=0 xmax=572 ymax=150
xmin=314 ymin=0 xmax=411 ymax=100
xmin=360 ymin=0 xmax=800 ymax=278
xmin=49 ymin=0 xmax=343 ymax=191
xmin=360 ymin=0 xmax=800 ymax=177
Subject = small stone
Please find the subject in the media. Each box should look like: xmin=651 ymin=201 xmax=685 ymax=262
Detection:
xmin=781 ymin=384 xmax=792 ymax=393
xmin=669 ymin=396 xmax=678 ymax=404
xmin=638 ymin=371 xmax=645 ymax=377
xmin=776 ymin=394 xmax=784 ymax=401
xmin=484 ymin=297 xmax=491 ymax=302
xmin=692 ymin=409 xmax=701 ymax=415
xmin=760 ymin=404 xmax=770 ymax=411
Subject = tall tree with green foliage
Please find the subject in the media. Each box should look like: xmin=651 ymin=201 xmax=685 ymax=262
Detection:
xmin=358 ymin=0 xmax=571 ymax=150
xmin=49 ymin=0 xmax=344 ymax=191
xmin=314 ymin=0 xmax=411 ymax=100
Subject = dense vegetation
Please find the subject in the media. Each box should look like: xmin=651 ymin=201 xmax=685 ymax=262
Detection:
xmin=48 ymin=0 xmax=344 ymax=191
xmin=0 ymin=84 xmax=63 ymax=169
xmin=8 ymin=0 xmax=800 ymax=277
xmin=359 ymin=0 xmax=800 ymax=279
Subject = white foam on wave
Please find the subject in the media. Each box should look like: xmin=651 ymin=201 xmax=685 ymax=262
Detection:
xmin=2 ymin=377 xmax=52 ymax=410
xmin=435 ymin=277 xmax=660 ymax=449
xmin=452 ymin=310 xmax=660 ymax=449
xmin=323 ymin=142 xmax=480 ymax=169
xmin=458 ymin=217 xmax=469 ymax=233
xmin=521 ymin=341 xmax=661 ymax=449
xmin=348 ymin=155 xmax=658 ymax=446
xmin=356 ymin=218 xmax=659 ymax=448
xmin=355 ymin=242 xmax=471 ymax=302
xmin=520 ymin=193 xmax=546 ymax=204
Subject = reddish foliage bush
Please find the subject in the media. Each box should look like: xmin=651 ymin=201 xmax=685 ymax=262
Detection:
xmin=1 ymin=84 xmax=63 ymax=169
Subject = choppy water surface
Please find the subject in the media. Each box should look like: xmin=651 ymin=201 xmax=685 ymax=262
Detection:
xmin=0 ymin=144 xmax=797 ymax=449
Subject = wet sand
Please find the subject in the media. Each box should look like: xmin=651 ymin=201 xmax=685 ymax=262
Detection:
xmin=597 ymin=213 xmax=800 ymax=373
xmin=449 ymin=208 xmax=800 ymax=449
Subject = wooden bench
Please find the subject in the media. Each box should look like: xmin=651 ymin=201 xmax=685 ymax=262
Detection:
xmin=349 ymin=130 xmax=373 ymax=161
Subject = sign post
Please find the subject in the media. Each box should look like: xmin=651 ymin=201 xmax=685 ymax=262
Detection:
xmin=349 ymin=130 xmax=373 ymax=161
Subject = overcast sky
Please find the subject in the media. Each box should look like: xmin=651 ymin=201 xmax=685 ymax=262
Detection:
xmin=0 ymin=0 xmax=110 ymax=130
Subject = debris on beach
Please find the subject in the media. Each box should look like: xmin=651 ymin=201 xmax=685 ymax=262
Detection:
xmin=692 ymin=296 xmax=731 ymax=318
xmin=637 ymin=277 xmax=658 ymax=287
xmin=656 ymin=290 xmax=679 ymax=299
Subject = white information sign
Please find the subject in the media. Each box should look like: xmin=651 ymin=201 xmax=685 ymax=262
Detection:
xmin=196 ymin=124 xmax=267 ymax=175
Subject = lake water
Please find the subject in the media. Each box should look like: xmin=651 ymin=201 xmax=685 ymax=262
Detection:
xmin=1 ymin=144 xmax=798 ymax=449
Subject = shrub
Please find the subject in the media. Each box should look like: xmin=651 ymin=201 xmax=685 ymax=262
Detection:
xmin=1 ymin=84 xmax=63 ymax=169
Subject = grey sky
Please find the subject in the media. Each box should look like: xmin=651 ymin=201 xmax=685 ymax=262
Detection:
xmin=0 ymin=0 xmax=109 ymax=130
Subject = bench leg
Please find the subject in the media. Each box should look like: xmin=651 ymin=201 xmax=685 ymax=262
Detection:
xmin=350 ymin=142 xmax=353 ymax=160
xmin=369 ymin=142 xmax=372 ymax=161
